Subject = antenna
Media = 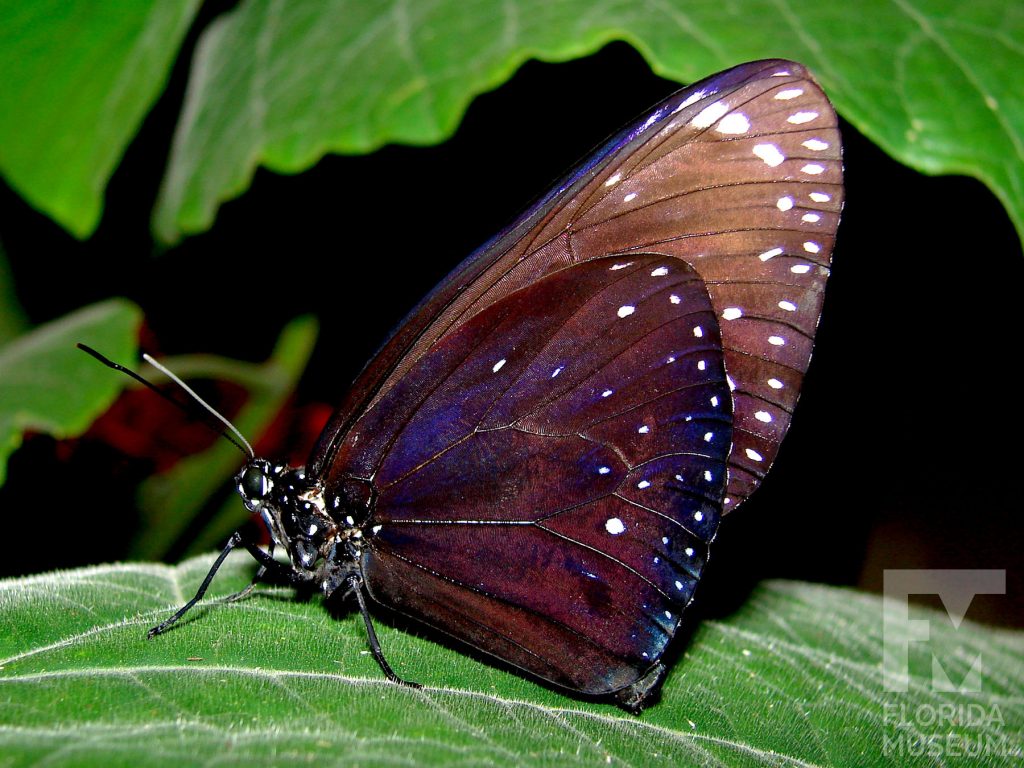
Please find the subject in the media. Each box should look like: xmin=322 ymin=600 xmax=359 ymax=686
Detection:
xmin=77 ymin=343 xmax=254 ymax=458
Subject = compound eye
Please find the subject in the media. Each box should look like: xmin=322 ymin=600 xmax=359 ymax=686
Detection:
xmin=239 ymin=465 xmax=271 ymax=501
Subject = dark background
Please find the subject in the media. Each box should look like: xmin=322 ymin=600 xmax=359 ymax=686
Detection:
xmin=1 ymin=30 xmax=1020 ymax=627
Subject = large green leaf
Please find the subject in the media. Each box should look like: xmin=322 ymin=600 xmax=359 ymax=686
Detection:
xmin=0 ymin=556 xmax=1020 ymax=766
xmin=0 ymin=0 xmax=202 ymax=238
xmin=0 ymin=298 xmax=141 ymax=485
xmin=153 ymin=0 xmax=1024 ymax=245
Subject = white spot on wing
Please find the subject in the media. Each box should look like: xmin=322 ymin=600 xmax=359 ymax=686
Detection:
xmin=670 ymin=294 xmax=681 ymax=304
xmin=638 ymin=425 xmax=650 ymax=434
xmin=753 ymin=143 xmax=785 ymax=167
xmin=650 ymin=266 xmax=669 ymax=277
xmin=637 ymin=480 xmax=651 ymax=489
xmin=774 ymin=88 xmax=803 ymax=100
xmin=623 ymin=192 xmax=638 ymax=203
xmin=598 ymin=466 xmax=611 ymax=475
xmin=674 ymin=88 xmax=708 ymax=112
xmin=777 ymin=196 xmax=794 ymax=211
xmin=551 ymin=365 xmax=564 ymax=378
xmin=801 ymin=163 xmax=825 ymax=175
xmin=722 ymin=307 xmax=742 ymax=320
xmin=610 ymin=262 xmax=633 ymax=270
xmin=605 ymin=517 xmax=626 ymax=535
xmin=759 ymin=247 xmax=783 ymax=261
xmin=803 ymin=241 xmax=821 ymax=253
xmin=810 ymin=192 xmax=831 ymax=202
xmin=693 ymin=325 xmax=703 ymax=338
xmin=802 ymin=213 xmax=821 ymax=223
xmin=745 ymin=448 xmax=764 ymax=462
xmin=602 ymin=389 xmax=613 ymax=398
xmin=755 ymin=411 xmax=773 ymax=423
xmin=768 ymin=378 xmax=784 ymax=389
xmin=803 ymin=138 xmax=829 ymax=151
xmin=604 ymin=172 xmax=622 ymax=187
xmin=492 ymin=359 xmax=506 ymax=373
xmin=691 ymin=100 xmax=730 ymax=128
xmin=768 ymin=335 xmax=785 ymax=346
xmin=697 ymin=360 xmax=706 ymax=371
xmin=716 ymin=112 xmax=750 ymax=134
xmin=791 ymin=264 xmax=811 ymax=274
xmin=778 ymin=300 xmax=797 ymax=312
xmin=617 ymin=305 xmax=635 ymax=318
xmin=787 ymin=111 xmax=818 ymax=124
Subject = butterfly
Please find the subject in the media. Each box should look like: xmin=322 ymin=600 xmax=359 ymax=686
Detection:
xmin=142 ymin=58 xmax=842 ymax=711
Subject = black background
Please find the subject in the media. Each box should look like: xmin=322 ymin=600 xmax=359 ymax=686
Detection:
xmin=1 ymin=22 xmax=1020 ymax=627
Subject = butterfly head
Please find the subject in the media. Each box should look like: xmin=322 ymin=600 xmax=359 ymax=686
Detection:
xmin=235 ymin=458 xmax=347 ymax=582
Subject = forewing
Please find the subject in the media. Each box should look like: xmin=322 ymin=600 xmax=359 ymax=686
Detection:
xmin=313 ymin=59 xmax=842 ymax=511
xmin=347 ymin=255 xmax=731 ymax=694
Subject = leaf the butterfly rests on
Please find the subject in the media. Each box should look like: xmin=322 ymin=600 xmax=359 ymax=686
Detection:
xmin=149 ymin=59 xmax=842 ymax=710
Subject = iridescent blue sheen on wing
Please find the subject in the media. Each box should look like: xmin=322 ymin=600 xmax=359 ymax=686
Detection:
xmin=352 ymin=255 xmax=730 ymax=693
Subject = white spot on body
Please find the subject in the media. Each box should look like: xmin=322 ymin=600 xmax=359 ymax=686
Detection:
xmin=372 ymin=525 xmax=382 ymax=534
xmin=722 ymin=307 xmax=743 ymax=320
xmin=691 ymin=100 xmax=730 ymax=128
xmin=803 ymin=138 xmax=829 ymax=151
xmin=778 ymin=300 xmax=797 ymax=312
xmin=768 ymin=335 xmax=786 ymax=346
xmin=777 ymin=196 xmax=794 ymax=211
xmin=716 ymin=112 xmax=750 ymax=134
xmin=746 ymin=448 xmax=764 ymax=462
xmin=755 ymin=411 xmax=773 ymax=423
xmin=801 ymin=163 xmax=826 ymax=175
xmin=650 ymin=266 xmax=669 ymax=277
xmin=787 ymin=111 xmax=818 ymax=124
xmin=308 ymin=524 xmax=318 ymax=535
xmin=605 ymin=517 xmax=626 ymax=535
xmin=617 ymin=305 xmax=635 ymax=318
xmin=753 ymin=143 xmax=785 ymax=167
xmin=492 ymin=358 xmax=506 ymax=373
xmin=759 ymin=247 xmax=783 ymax=261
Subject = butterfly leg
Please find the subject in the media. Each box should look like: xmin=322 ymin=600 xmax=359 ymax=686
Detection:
xmin=346 ymin=574 xmax=422 ymax=689
xmin=148 ymin=532 xmax=304 ymax=638
xmin=224 ymin=542 xmax=276 ymax=603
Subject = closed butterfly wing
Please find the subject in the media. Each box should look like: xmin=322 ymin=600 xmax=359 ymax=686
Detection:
xmin=309 ymin=60 xmax=842 ymax=701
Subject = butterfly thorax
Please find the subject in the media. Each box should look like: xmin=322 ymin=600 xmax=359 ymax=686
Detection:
xmin=234 ymin=458 xmax=364 ymax=596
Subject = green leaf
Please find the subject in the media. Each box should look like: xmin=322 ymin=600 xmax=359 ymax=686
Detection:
xmin=0 ymin=298 xmax=141 ymax=486
xmin=132 ymin=316 xmax=318 ymax=560
xmin=1 ymin=558 xmax=1020 ymax=767
xmin=153 ymin=0 xmax=1024 ymax=246
xmin=0 ymin=240 xmax=28 ymax=346
xmin=0 ymin=0 xmax=202 ymax=238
